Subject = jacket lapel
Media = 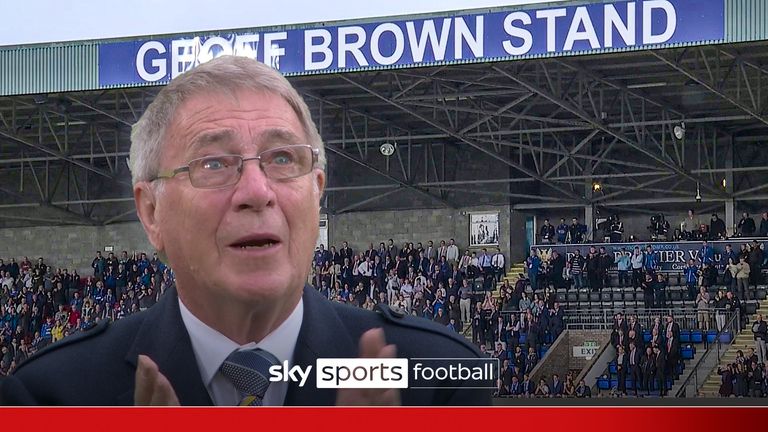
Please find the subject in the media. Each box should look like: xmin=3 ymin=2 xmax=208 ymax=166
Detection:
xmin=284 ymin=286 xmax=357 ymax=406
xmin=119 ymin=287 xmax=213 ymax=406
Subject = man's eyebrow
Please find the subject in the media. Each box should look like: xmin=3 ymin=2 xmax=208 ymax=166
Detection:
xmin=187 ymin=129 xmax=237 ymax=154
xmin=255 ymin=129 xmax=304 ymax=146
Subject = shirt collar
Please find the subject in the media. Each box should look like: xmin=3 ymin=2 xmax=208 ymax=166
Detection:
xmin=178 ymin=297 xmax=304 ymax=387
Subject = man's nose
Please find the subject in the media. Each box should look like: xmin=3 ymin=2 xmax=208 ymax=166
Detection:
xmin=231 ymin=161 xmax=276 ymax=210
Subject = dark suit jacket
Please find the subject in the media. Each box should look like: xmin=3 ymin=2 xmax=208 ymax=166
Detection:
xmin=521 ymin=380 xmax=534 ymax=396
xmin=1 ymin=286 xmax=489 ymax=406
xmin=550 ymin=379 xmax=564 ymax=396
xmin=627 ymin=348 xmax=642 ymax=371
xmin=665 ymin=322 xmax=681 ymax=340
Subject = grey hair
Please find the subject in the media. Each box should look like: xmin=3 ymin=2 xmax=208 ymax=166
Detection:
xmin=129 ymin=56 xmax=325 ymax=185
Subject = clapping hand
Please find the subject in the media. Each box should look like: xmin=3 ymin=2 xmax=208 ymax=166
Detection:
xmin=335 ymin=328 xmax=401 ymax=406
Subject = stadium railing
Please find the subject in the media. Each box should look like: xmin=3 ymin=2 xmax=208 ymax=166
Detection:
xmin=674 ymin=310 xmax=741 ymax=397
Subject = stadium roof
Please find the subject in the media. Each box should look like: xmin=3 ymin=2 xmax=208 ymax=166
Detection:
xmin=0 ymin=0 xmax=767 ymax=227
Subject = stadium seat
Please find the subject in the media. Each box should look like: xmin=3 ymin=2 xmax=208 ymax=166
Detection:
xmin=590 ymin=292 xmax=600 ymax=303
xmin=691 ymin=330 xmax=704 ymax=343
xmin=746 ymin=301 xmax=758 ymax=315
xmin=679 ymin=330 xmax=691 ymax=343
xmin=624 ymin=291 xmax=635 ymax=302
xmin=643 ymin=331 xmax=652 ymax=343
xmin=706 ymin=330 xmax=718 ymax=343
xmin=578 ymin=291 xmax=589 ymax=302
xmin=672 ymin=300 xmax=684 ymax=309
xmin=597 ymin=377 xmax=610 ymax=390
xmin=719 ymin=330 xmax=733 ymax=344
xmin=669 ymin=287 xmax=682 ymax=301
xmin=567 ymin=292 xmax=578 ymax=303
xmin=635 ymin=292 xmax=644 ymax=303
xmin=612 ymin=291 xmax=622 ymax=302
xmin=556 ymin=292 xmax=566 ymax=303
xmin=681 ymin=346 xmax=694 ymax=360
xmin=757 ymin=287 xmax=767 ymax=300
xmin=611 ymin=301 xmax=623 ymax=309
xmin=601 ymin=301 xmax=612 ymax=309
xmin=601 ymin=291 xmax=612 ymax=302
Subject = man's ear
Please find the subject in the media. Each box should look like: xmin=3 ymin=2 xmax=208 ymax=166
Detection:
xmin=314 ymin=169 xmax=326 ymax=202
xmin=134 ymin=182 xmax=164 ymax=253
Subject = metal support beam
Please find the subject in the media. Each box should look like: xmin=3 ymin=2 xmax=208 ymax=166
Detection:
xmin=725 ymin=136 xmax=735 ymax=236
xmin=0 ymin=186 xmax=98 ymax=225
xmin=338 ymin=75 xmax=586 ymax=202
xmin=0 ymin=128 xmax=130 ymax=186
xmin=651 ymin=51 xmax=768 ymax=127
xmin=492 ymin=64 xmax=728 ymax=199
xmin=335 ymin=188 xmax=403 ymax=213
xmin=102 ymin=208 xmax=138 ymax=225
xmin=325 ymin=145 xmax=455 ymax=208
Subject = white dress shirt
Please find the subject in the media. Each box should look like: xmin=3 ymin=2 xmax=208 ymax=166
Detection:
xmin=446 ymin=245 xmax=459 ymax=261
xmin=178 ymin=298 xmax=303 ymax=406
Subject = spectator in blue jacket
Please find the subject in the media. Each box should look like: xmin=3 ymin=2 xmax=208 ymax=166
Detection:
xmin=616 ymin=248 xmax=631 ymax=287
xmin=39 ymin=317 xmax=54 ymax=342
xmin=684 ymin=259 xmax=699 ymax=300
xmin=526 ymin=251 xmax=541 ymax=291
xmin=699 ymin=240 xmax=714 ymax=266
xmin=555 ymin=218 xmax=569 ymax=244
xmin=643 ymin=245 xmax=658 ymax=274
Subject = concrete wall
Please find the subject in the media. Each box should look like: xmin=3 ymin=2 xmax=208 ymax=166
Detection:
xmin=0 ymin=204 xmax=535 ymax=277
xmin=531 ymin=330 xmax=611 ymax=385
xmin=329 ymin=205 xmax=524 ymax=261
xmin=0 ymin=223 xmax=154 ymax=275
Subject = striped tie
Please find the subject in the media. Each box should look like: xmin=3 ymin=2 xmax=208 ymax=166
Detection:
xmin=220 ymin=348 xmax=279 ymax=406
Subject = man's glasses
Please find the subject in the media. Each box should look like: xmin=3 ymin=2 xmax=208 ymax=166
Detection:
xmin=151 ymin=144 xmax=319 ymax=189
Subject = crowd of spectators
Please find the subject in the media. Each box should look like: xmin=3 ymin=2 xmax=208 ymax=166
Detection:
xmin=0 ymin=251 xmax=174 ymax=376
xmin=494 ymin=368 xmax=591 ymax=398
xmin=538 ymin=211 xmax=768 ymax=244
xmin=309 ymin=239 xmax=507 ymax=332
xmin=525 ymin=237 xmax=765 ymax=338
xmin=607 ymin=313 xmax=684 ymax=397
xmin=716 ymin=345 xmax=768 ymax=397
xmin=527 ymin=239 xmax=765 ymax=302
xmin=3 ymin=239 xmax=508 ymax=377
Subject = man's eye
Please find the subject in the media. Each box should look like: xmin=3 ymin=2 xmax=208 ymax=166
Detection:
xmin=270 ymin=151 xmax=295 ymax=165
xmin=201 ymin=158 xmax=228 ymax=170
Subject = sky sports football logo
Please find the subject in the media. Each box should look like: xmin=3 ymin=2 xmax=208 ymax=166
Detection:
xmin=268 ymin=358 xmax=498 ymax=389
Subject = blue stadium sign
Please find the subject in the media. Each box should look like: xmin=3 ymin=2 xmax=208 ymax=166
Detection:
xmin=98 ymin=0 xmax=724 ymax=87
xmin=534 ymin=239 xmax=767 ymax=272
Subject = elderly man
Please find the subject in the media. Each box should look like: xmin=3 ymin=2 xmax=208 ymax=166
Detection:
xmin=1 ymin=57 xmax=487 ymax=406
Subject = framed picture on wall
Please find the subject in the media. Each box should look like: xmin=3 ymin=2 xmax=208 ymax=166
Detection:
xmin=469 ymin=212 xmax=499 ymax=247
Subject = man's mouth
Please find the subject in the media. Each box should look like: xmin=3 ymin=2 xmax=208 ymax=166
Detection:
xmin=230 ymin=236 xmax=281 ymax=250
